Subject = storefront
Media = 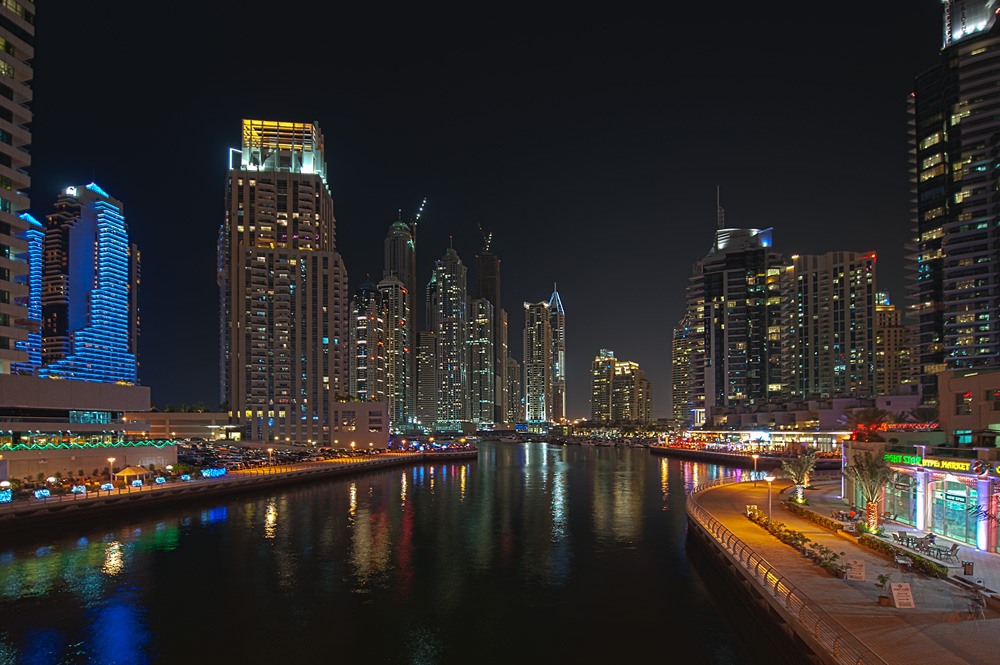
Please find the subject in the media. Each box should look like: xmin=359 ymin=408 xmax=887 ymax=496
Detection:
xmin=927 ymin=474 xmax=979 ymax=546
xmin=883 ymin=469 xmax=917 ymax=528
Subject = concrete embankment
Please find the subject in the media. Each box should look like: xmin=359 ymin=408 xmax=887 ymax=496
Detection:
xmin=0 ymin=450 xmax=477 ymax=533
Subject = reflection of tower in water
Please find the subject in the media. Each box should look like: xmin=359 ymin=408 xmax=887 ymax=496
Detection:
xmin=590 ymin=448 xmax=645 ymax=542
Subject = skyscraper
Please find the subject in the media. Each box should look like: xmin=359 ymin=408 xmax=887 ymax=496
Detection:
xmin=505 ymin=356 xmax=522 ymax=423
xmin=686 ymin=226 xmax=784 ymax=425
xmin=416 ymin=330 xmax=437 ymax=425
xmin=590 ymin=349 xmax=651 ymax=424
xmin=908 ymin=2 xmax=1000 ymax=403
xmin=382 ymin=217 xmax=415 ymax=426
xmin=469 ymin=297 xmax=495 ymax=423
xmin=523 ymin=301 xmax=551 ymax=422
xmin=591 ymin=349 xmax=616 ymax=423
xmin=548 ymin=285 xmax=566 ymax=422
xmin=219 ymin=119 xmax=348 ymax=443
xmin=671 ymin=317 xmax=691 ymax=425
xmin=0 ymin=2 xmax=33 ymax=376
xmin=475 ymin=242 xmax=507 ymax=424
xmin=875 ymin=292 xmax=914 ymax=396
xmin=429 ymin=246 xmax=468 ymax=425
xmin=349 ymin=281 xmax=386 ymax=402
xmin=36 ymin=185 xmax=138 ymax=384
xmin=784 ymin=252 xmax=877 ymax=399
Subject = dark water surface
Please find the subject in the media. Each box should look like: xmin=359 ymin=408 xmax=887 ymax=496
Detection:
xmin=0 ymin=442 xmax=786 ymax=664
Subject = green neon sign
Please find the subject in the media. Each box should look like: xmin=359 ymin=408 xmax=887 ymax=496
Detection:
xmin=883 ymin=453 xmax=922 ymax=466
xmin=0 ymin=440 xmax=175 ymax=451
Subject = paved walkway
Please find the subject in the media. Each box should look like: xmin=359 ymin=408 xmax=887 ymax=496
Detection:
xmin=697 ymin=479 xmax=999 ymax=665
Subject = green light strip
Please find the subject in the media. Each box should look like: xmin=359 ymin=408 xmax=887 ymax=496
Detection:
xmin=0 ymin=440 xmax=175 ymax=451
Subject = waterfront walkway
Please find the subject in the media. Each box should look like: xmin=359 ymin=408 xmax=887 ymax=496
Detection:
xmin=696 ymin=479 xmax=999 ymax=665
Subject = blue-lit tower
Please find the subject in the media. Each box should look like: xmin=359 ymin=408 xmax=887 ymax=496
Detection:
xmin=548 ymin=284 xmax=565 ymax=422
xmin=38 ymin=184 xmax=138 ymax=384
xmin=12 ymin=212 xmax=42 ymax=374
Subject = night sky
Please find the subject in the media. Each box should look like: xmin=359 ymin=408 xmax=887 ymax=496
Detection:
xmin=29 ymin=2 xmax=944 ymax=419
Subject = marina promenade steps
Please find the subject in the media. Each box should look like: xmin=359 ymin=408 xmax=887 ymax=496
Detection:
xmin=687 ymin=479 xmax=999 ymax=665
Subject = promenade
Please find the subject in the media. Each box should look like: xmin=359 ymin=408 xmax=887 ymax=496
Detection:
xmin=691 ymin=478 xmax=1000 ymax=665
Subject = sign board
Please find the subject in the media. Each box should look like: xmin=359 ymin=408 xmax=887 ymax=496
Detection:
xmin=890 ymin=582 xmax=915 ymax=608
xmin=846 ymin=559 xmax=866 ymax=581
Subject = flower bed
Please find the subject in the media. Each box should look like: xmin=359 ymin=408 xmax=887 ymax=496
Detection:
xmin=784 ymin=501 xmax=844 ymax=532
xmin=746 ymin=506 xmax=847 ymax=576
xmin=857 ymin=534 xmax=949 ymax=579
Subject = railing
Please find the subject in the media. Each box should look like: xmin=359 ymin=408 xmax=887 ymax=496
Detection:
xmin=687 ymin=477 xmax=887 ymax=665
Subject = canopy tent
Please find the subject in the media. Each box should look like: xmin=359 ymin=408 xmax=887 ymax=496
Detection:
xmin=114 ymin=466 xmax=152 ymax=482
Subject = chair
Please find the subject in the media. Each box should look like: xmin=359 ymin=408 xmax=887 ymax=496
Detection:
xmin=891 ymin=533 xmax=902 ymax=545
xmin=941 ymin=543 xmax=960 ymax=563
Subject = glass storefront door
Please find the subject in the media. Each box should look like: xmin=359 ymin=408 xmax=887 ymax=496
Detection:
xmin=929 ymin=479 xmax=977 ymax=545
xmin=884 ymin=471 xmax=916 ymax=527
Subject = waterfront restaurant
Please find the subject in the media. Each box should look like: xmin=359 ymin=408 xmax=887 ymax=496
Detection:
xmin=677 ymin=430 xmax=850 ymax=455
xmin=844 ymin=439 xmax=999 ymax=553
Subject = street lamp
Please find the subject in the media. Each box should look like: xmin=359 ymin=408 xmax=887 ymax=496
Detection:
xmin=107 ymin=457 xmax=116 ymax=484
xmin=267 ymin=448 xmax=273 ymax=473
xmin=752 ymin=454 xmax=760 ymax=488
xmin=764 ymin=475 xmax=776 ymax=524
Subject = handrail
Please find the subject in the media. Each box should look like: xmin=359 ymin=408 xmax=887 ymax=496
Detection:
xmin=687 ymin=477 xmax=888 ymax=665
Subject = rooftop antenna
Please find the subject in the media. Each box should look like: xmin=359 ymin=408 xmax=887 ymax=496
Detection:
xmin=716 ymin=185 xmax=725 ymax=229
xmin=411 ymin=197 xmax=426 ymax=241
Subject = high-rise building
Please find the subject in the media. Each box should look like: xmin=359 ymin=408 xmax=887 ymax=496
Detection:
xmin=671 ymin=317 xmax=691 ymax=425
xmin=523 ymin=301 xmax=552 ymax=422
xmin=12 ymin=213 xmax=42 ymax=374
xmin=416 ymin=330 xmax=437 ymax=426
xmin=429 ymin=246 xmax=468 ymax=425
xmin=505 ymin=356 xmax=522 ymax=423
xmin=548 ymin=285 xmax=566 ymax=422
xmin=475 ymin=245 xmax=507 ymax=424
xmin=469 ymin=297 xmax=495 ymax=423
xmin=612 ymin=360 xmax=652 ymax=424
xmin=590 ymin=349 xmax=651 ymax=424
xmin=34 ymin=185 xmax=138 ymax=384
xmin=219 ymin=119 xmax=348 ymax=443
xmin=383 ymin=217 xmax=415 ymax=426
xmin=784 ymin=252 xmax=877 ymax=399
xmin=349 ymin=281 xmax=386 ymax=402
xmin=875 ymin=292 xmax=914 ymax=396
xmin=686 ymin=226 xmax=784 ymax=425
xmin=0 ymin=1 xmax=33 ymax=376
xmin=908 ymin=3 xmax=1000 ymax=403
xmin=378 ymin=275 xmax=409 ymax=428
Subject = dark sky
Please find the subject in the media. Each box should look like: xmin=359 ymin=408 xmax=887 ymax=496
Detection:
xmin=30 ymin=2 xmax=944 ymax=419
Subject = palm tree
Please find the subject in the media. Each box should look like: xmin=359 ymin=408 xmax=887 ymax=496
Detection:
xmin=841 ymin=407 xmax=889 ymax=442
xmin=907 ymin=406 xmax=939 ymax=425
xmin=847 ymin=451 xmax=893 ymax=532
xmin=781 ymin=450 xmax=817 ymax=504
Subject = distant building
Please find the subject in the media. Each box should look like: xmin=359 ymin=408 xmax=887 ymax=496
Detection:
xmin=382 ymin=217 xmax=415 ymax=427
xmin=549 ymin=285 xmax=566 ymax=422
xmin=590 ymin=349 xmax=651 ymax=424
xmin=428 ymin=246 xmax=468 ymax=425
xmin=523 ymin=301 xmax=552 ymax=422
xmin=505 ymin=356 xmax=522 ymax=423
xmin=28 ymin=185 xmax=139 ymax=384
xmin=219 ymin=119 xmax=349 ymax=443
xmin=784 ymin=251 xmax=877 ymax=399
xmin=671 ymin=317 xmax=691 ymax=424
xmin=348 ymin=281 xmax=386 ymax=402
xmin=416 ymin=330 xmax=437 ymax=426
xmin=875 ymin=292 xmax=915 ymax=396
xmin=685 ymin=226 xmax=784 ymax=426
xmin=469 ymin=298 xmax=495 ymax=424
xmin=474 ymin=247 xmax=507 ymax=424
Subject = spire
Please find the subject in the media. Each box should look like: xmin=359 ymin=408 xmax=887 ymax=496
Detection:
xmin=716 ymin=185 xmax=725 ymax=229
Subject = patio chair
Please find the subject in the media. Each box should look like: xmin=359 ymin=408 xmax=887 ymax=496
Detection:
xmin=941 ymin=543 xmax=960 ymax=563
xmin=891 ymin=532 xmax=902 ymax=545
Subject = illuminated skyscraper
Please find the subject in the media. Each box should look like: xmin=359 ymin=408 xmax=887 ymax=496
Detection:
xmin=416 ymin=330 xmax=437 ymax=425
xmin=875 ymin=292 xmax=915 ymax=396
xmin=383 ymin=217 xmax=415 ymax=426
xmin=591 ymin=349 xmax=616 ymax=423
xmin=349 ymin=281 xmax=386 ymax=402
xmin=219 ymin=119 xmax=348 ymax=443
xmin=505 ymin=356 xmax=522 ymax=422
xmin=671 ymin=317 xmax=691 ymax=425
xmin=469 ymin=297 xmax=495 ymax=423
xmin=474 ymin=242 xmax=507 ymax=424
xmin=548 ymin=285 xmax=565 ymax=422
xmin=523 ymin=301 xmax=551 ymax=422
xmin=908 ymin=2 xmax=1000 ymax=403
xmin=429 ymin=246 xmax=468 ymax=425
xmin=591 ymin=349 xmax=651 ymax=424
xmin=0 ymin=1 xmax=34 ymax=375
xmin=36 ymin=185 xmax=138 ymax=384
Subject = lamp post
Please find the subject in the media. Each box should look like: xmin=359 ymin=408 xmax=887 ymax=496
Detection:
xmin=267 ymin=448 xmax=273 ymax=474
xmin=765 ymin=475 xmax=776 ymax=524
xmin=107 ymin=457 xmax=116 ymax=484
xmin=752 ymin=454 xmax=760 ymax=488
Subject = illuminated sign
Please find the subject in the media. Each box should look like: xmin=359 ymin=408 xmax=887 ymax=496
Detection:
xmin=884 ymin=453 xmax=922 ymax=465
xmin=923 ymin=458 xmax=972 ymax=472
xmin=944 ymin=493 xmax=967 ymax=504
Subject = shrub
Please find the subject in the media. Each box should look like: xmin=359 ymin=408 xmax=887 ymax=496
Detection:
xmin=784 ymin=501 xmax=844 ymax=531
xmin=857 ymin=534 xmax=949 ymax=579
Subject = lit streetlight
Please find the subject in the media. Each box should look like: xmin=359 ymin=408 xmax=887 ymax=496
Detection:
xmin=267 ymin=448 xmax=273 ymax=474
xmin=107 ymin=457 xmax=116 ymax=484
xmin=764 ymin=475 xmax=776 ymax=524
xmin=752 ymin=454 xmax=760 ymax=488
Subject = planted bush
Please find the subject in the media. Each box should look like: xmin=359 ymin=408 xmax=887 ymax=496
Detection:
xmin=857 ymin=534 xmax=949 ymax=579
xmin=784 ymin=501 xmax=844 ymax=531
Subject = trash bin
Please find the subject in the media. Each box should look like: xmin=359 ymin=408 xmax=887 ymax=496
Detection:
xmin=962 ymin=561 xmax=974 ymax=576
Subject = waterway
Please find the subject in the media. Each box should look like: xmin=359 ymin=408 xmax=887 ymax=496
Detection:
xmin=0 ymin=442 xmax=790 ymax=664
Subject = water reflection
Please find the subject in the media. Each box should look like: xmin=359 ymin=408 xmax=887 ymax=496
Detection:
xmin=0 ymin=446 xmax=768 ymax=664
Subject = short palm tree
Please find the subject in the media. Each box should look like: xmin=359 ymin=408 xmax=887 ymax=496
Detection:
xmin=782 ymin=450 xmax=817 ymax=503
xmin=841 ymin=407 xmax=889 ymax=442
xmin=847 ymin=451 xmax=893 ymax=532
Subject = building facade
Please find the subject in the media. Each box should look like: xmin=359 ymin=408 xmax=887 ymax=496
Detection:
xmin=428 ymin=246 xmax=468 ymax=425
xmin=382 ymin=218 xmax=415 ymax=427
xmin=475 ymin=248 xmax=507 ymax=425
xmin=348 ymin=281 xmax=386 ymax=402
xmin=415 ymin=330 xmax=437 ymax=426
xmin=908 ymin=3 xmax=1000 ymax=403
xmin=469 ymin=297 xmax=495 ymax=424
xmin=523 ymin=301 xmax=552 ymax=422
xmin=591 ymin=349 xmax=616 ymax=423
xmin=875 ymin=292 xmax=914 ymax=396
xmin=505 ymin=356 xmax=522 ymax=423
xmin=612 ymin=361 xmax=652 ymax=424
xmin=219 ymin=119 xmax=349 ymax=443
xmin=549 ymin=285 xmax=566 ymax=422
xmin=672 ymin=316 xmax=691 ymax=424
